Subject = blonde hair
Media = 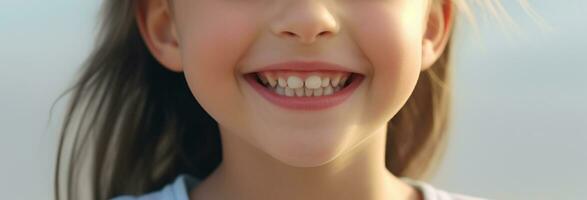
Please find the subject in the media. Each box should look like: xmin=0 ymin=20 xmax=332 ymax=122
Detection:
xmin=392 ymin=0 xmax=537 ymax=179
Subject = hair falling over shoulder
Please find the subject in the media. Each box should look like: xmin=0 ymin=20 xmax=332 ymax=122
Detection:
xmin=53 ymin=0 xmax=518 ymax=199
xmin=54 ymin=1 xmax=221 ymax=199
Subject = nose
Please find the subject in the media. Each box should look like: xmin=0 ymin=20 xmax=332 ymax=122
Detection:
xmin=270 ymin=1 xmax=340 ymax=45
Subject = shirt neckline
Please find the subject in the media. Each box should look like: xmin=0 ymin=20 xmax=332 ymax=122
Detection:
xmin=176 ymin=174 xmax=436 ymax=200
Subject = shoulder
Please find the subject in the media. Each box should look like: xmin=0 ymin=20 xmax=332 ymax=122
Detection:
xmin=110 ymin=174 xmax=201 ymax=200
xmin=400 ymin=177 xmax=491 ymax=200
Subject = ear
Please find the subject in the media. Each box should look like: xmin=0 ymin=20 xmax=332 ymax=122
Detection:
xmin=136 ymin=0 xmax=182 ymax=72
xmin=421 ymin=0 xmax=453 ymax=71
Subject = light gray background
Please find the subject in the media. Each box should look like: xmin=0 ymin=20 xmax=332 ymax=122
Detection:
xmin=1 ymin=1 xmax=585 ymax=199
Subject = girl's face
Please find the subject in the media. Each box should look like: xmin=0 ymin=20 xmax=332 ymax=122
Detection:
xmin=139 ymin=0 xmax=449 ymax=167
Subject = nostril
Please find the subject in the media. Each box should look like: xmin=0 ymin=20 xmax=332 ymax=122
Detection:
xmin=284 ymin=31 xmax=296 ymax=37
xmin=318 ymin=31 xmax=330 ymax=37
xmin=281 ymin=31 xmax=331 ymax=43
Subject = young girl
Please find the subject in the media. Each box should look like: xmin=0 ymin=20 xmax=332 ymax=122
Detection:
xmin=54 ymin=0 xmax=500 ymax=199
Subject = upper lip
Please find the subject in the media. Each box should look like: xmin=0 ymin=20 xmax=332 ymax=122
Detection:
xmin=247 ymin=61 xmax=363 ymax=75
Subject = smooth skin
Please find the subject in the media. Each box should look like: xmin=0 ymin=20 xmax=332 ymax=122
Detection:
xmin=136 ymin=0 xmax=453 ymax=199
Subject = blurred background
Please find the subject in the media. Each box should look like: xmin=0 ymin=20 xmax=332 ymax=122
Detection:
xmin=0 ymin=0 xmax=585 ymax=199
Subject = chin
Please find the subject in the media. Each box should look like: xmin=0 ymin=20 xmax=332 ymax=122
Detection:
xmin=256 ymin=126 xmax=354 ymax=168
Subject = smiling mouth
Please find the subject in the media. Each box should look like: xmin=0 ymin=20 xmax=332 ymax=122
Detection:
xmin=246 ymin=71 xmax=360 ymax=97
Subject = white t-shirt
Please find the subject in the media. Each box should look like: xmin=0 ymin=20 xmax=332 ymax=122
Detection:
xmin=111 ymin=174 xmax=488 ymax=200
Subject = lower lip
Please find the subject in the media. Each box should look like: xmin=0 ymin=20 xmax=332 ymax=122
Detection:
xmin=244 ymin=73 xmax=364 ymax=111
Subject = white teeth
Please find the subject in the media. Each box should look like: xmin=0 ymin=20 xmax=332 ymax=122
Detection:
xmin=305 ymin=88 xmax=313 ymax=96
xmin=295 ymin=88 xmax=304 ymax=97
xmin=287 ymin=76 xmax=303 ymax=89
xmin=321 ymin=77 xmax=330 ymax=87
xmin=313 ymin=87 xmax=323 ymax=96
xmin=305 ymin=75 xmax=322 ymax=89
xmin=275 ymin=86 xmax=285 ymax=95
xmin=258 ymin=72 xmax=356 ymax=97
xmin=324 ymin=86 xmax=334 ymax=96
xmin=285 ymin=87 xmax=294 ymax=97
xmin=331 ymin=74 xmax=341 ymax=87
xmin=266 ymin=73 xmax=277 ymax=87
xmin=278 ymin=77 xmax=287 ymax=87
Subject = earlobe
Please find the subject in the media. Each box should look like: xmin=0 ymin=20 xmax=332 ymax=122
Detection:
xmin=421 ymin=0 xmax=453 ymax=71
xmin=136 ymin=0 xmax=182 ymax=72
xmin=421 ymin=40 xmax=437 ymax=70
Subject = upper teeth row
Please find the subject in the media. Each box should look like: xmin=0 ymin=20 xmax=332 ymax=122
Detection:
xmin=258 ymin=73 xmax=350 ymax=89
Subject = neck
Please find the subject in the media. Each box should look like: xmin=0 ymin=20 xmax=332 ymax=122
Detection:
xmin=190 ymin=126 xmax=422 ymax=200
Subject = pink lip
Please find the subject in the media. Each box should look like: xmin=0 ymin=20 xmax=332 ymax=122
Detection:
xmin=251 ymin=61 xmax=361 ymax=74
xmin=244 ymin=73 xmax=364 ymax=111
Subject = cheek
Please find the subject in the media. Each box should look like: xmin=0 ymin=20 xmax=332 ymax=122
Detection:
xmin=175 ymin=3 xmax=260 ymax=124
xmin=346 ymin=5 xmax=424 ymax=119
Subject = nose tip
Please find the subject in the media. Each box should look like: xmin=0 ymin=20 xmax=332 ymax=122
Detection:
xmin=271 ymin=2 xmax=339 ymax=44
